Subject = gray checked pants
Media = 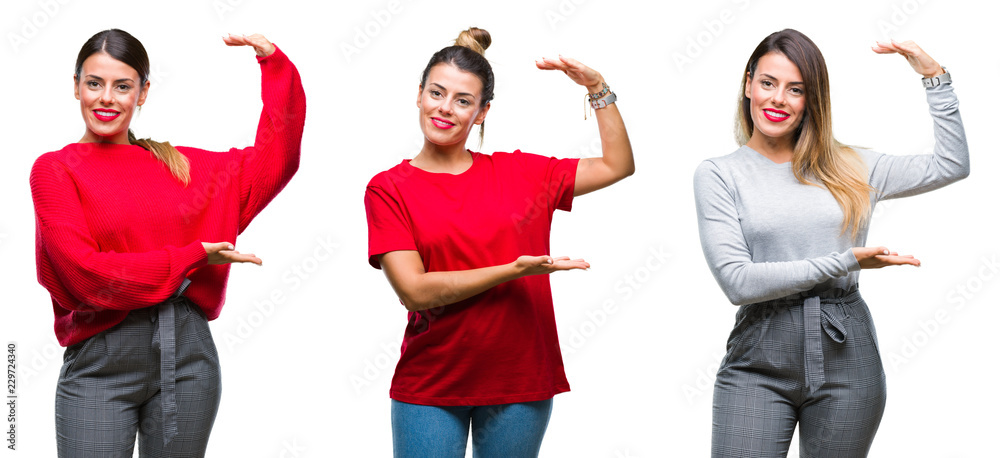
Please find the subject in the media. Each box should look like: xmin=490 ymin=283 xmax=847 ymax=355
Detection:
xmin=712 ymin=289 xmax=887 ymax=457
xmin=55 ymin=295 xmax=222 ymax=457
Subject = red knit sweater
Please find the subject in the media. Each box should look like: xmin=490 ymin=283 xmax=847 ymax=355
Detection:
xmin=30 ymin=46 xmax=305 ymax=347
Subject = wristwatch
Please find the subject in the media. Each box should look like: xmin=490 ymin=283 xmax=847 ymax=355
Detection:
xmin=590 ymin=92 xmax=617 ymax=110
xmin=922 ymin=67 xmax=950 ymax=88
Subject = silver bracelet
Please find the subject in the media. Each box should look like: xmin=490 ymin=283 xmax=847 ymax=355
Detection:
xmin=922 ymin=67 xmax=951 ymax=88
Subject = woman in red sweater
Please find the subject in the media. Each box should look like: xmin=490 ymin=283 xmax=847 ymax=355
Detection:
xmin=30 ymin=29 xmax=305 ymax=457
xmin=365 ymin=27 xmax=633 ymax=457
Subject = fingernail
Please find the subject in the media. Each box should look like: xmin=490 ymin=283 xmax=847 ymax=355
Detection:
xmin=883 ymin=250 xmax=889 ymax=255
xmin=228 ymin=245 xmax=235 ymax=250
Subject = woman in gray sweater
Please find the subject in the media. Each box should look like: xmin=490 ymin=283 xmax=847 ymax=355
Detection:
xmin=694 ymin=29 xmax=968 ymax=457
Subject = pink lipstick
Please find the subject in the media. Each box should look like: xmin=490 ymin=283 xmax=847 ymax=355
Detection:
xmin=762 ymin=109 xmax=789 ymax=123
xmin=431 ymin=117 xmax=455 ymax=129
xmin=93 ymin=109 xmax=121 ymax=122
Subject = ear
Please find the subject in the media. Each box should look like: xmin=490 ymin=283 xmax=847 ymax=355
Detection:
xmin=744 ymin=72 xmax=752 ymax=98
xmin=137 ymin=79 xmax=151 ymax=107
xmin=74 ymin=74 xmax=81 ymax=101
xmin=416 ymin=84 xmax=423 ymax=108
xmin=473 ymin=101 xmax=490 ymax=125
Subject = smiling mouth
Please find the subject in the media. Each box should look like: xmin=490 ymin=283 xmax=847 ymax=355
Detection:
xmin=431 ymin=117 xmax=455 ymax=129
xmin=93 ymin=110 xmax=121 ymax=122
xmin=763 ymin=109 xmax=790 ymax=122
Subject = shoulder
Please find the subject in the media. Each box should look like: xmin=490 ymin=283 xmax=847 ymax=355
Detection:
xmin=30 ymin=145 xmax=79 ymax=176
xmin=694 ymin=147 xmax=747 ymax=182
xmin=366 ymin=161 xmax=410 ymax=190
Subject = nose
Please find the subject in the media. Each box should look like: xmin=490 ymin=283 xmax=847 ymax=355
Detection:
xmin=437 ymin=98 xmax=453 ymax=116
xmin=99 ymin=86 xmax=114 ymax=105
xmin=771 ymin=89 xmax=785 ymax=106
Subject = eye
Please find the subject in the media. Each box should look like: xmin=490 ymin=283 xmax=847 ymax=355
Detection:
xmin=790 ymin=87 xmax=804 ymax=95
xmin=86 ymin=80 xmax=101 ymax=89
xmin=429 ymin=90 xmax=442 ymax=97
xmin=761 ymin=80 xmax=774 ymax=88
xmin=456 ymin=98 xmax=470 ymax=106
xmin=115 ymin=84 xmax=132 ymax=92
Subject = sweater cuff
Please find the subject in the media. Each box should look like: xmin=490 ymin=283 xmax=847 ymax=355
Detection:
xmin=925 ymin=80 xmax=957 ymax=111
xmin=839 ymin=248 xmax=861 ymax=273
xmin=257 ymin=44 xmax=286 ymax=64
xmin=173 ymin=240 xmax=209 ymax=274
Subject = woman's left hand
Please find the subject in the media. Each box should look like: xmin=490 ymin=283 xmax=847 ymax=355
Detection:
xmin=222 ymin=33 xmax=276 ymax=57
xmin=536 ymin=55 xmax=605 ymax=93
xmin=872 ymin=39 xmax=944 ymax=79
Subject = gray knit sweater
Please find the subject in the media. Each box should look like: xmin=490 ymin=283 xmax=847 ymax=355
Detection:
xmin=694 ymin=82 xmax=969 ymax=306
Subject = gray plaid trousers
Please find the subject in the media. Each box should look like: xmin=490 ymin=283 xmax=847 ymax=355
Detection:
xmin=711 ymin=289 xmax=887 ymax=458
xmin=55 ymin=296 xmax=222 ymax=457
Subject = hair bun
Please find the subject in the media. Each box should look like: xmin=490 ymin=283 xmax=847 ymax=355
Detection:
xmin=455 ymin=27 xmax=491 ymax=56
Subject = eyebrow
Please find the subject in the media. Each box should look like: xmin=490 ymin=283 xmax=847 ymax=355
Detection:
xmin=429 ymin=82 xmax=478 ymax=99
xmin=84 ymin=74 xmax=136 ymax=84
xmin=760 ymin=73 xmax=803 ymax=85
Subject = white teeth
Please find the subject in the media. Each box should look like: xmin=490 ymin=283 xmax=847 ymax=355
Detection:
xmin=95 ymin=111 xmax=118 ymax=116
xmin=765 ymin=109 xmax=789 ymax=118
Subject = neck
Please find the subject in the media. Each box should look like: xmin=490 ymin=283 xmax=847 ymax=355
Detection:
xmin=411 ymin=139 xmax=474 ymax=174
xmin=746 ymin=133 xmax=794 ymax=164
xmin=79 ymin=129 xmax=131 ymax=145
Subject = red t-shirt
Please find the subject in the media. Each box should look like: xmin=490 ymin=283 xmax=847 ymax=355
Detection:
xmin=365 ymin=150 xmax=579 ymax=406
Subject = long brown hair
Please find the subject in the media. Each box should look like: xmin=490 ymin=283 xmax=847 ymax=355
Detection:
xmin=736 ymin=29 xmax=873 ymax=238
xmin=76 ymin=29 xmax=190 ymax=185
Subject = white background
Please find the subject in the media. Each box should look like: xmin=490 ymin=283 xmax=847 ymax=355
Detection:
xmin=1 ymin=0 xmax=996 ymax=456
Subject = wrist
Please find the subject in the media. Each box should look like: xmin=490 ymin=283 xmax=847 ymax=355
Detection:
xmin=586 ymin=79 xmax=606 ymax=94
xmin=921 ymin=64 xmax=945 ymax=79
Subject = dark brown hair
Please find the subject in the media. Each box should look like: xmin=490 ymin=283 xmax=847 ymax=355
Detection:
xmin=76 ymin=29 xmax=189 ymax=184
xmin=420 ymin=27 xmax=494 ymax=145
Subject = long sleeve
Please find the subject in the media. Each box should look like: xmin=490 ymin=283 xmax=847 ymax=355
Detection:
xmin=235 ymin=45 xmax=306 ymax=233
xmin=693 ymin=160 xmax=858 ymax=306
xmin=867 ymin=82 xmax=969 ymax=200
xmin=30 ymin=155 xmax=208 ymax=311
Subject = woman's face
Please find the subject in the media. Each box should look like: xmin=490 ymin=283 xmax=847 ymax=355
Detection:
xmin=416 ymin=63 xmax=489 ymax=149
xmin=745 ymin=52 xmax=806 ymax=146
xmin=74 ymin=52 xmax=149 ymax=144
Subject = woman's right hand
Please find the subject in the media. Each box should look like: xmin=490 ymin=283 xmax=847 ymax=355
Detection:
xmin=852 ymin=246 xmax=920 ymax=269
xmin=203 ymin=242 xmax=263 ymax=266
xmin=514 ymin=255 xmax=590 ymax=276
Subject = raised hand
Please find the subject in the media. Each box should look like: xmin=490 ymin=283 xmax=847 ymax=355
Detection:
xmin=872 ymin=39 xmax=944 ymax=79
xmin=535 ymin=55 xmax=605 ymax=93
xmin=222 ymin=33 xmax=276 ymax=57
xmin=203 ymin=241 xmax=263 ymax=266
xmin=852 ymin=246 xmax=920 ymax=269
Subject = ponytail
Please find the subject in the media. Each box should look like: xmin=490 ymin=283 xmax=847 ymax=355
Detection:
xmin=128 ymin=129 xmax=190 ymax=185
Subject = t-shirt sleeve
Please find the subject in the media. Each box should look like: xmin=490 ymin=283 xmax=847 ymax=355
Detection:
xmin=365 ymin=181 xmax=417 ymax=269
xmin=510 ymin=150 xmax=579 ymax=212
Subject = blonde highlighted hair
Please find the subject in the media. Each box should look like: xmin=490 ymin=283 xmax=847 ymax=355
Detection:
xmin=736 ymin=29 xmax=873 ymax=238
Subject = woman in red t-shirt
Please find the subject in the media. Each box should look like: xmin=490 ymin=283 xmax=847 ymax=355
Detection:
xmin=365 ymin=27 xmax=634 ymax=456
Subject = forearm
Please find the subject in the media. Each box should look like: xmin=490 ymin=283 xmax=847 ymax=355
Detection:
xmin=593 ymin=102 xmax=635 ymax=176
xmin=574 ymin=89 xmax=634 ymax=196
xmin=238 ymin=45 xmax=306 ymax=228
xmin=388 ymin=261 xmax=522 ymax=312
xmin=870 ymin=82 xmax=969 ymax=199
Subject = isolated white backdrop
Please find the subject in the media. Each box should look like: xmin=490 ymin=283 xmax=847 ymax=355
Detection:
xmin=0 ymin=0 xmax=996 ymax=456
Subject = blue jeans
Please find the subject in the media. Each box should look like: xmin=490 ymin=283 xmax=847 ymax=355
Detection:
xmin=391 ymin=398 xmax=554 ymax=458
